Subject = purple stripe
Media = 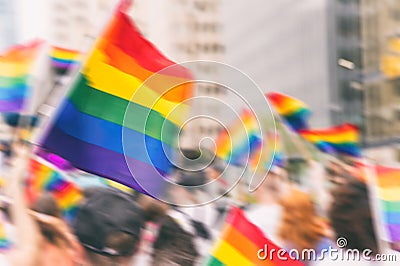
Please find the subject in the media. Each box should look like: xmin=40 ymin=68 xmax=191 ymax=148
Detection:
xmin=51 ymin=61 xmax=76 ymax=69
xmin=388 ymin=224 xmax=400 ymax=242
xmin=0 ymin=98 xmax=24 ymax=112
xmin=41 ymin=126 xmax=167 ymax=197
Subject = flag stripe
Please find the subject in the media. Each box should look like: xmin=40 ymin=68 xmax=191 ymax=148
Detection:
xmin=69 ymin=74 xmax=179 ymax=145
xmin=0 ymin=75 xmax=28 ymax=87
xmin=378 ymin=187 xmax=400 ymax=201
xmin=206 ymin=257 xmax=225 ymax=266
xmin=0 ymin=85 xmax=28 ymax=100
xmin=213 ymin=240 xmax=254 ymax=265
xmin=385 ymin=212 xmax=400 ymax=225
xmin=83 ymin=49 xmax=189 ymax=126
xmin=388 ymin=224 xmax=400 ymax=242
xmin=99 ymin=42 xmax=193 ymax=102
xmin=102 ymin=11 xmax=192 ymax=79
xmin=53 ymin=100 xmax=173 ymax=173
xmin=382 ymin=200 xmax=400 ymax=213
xmin=42 ymin=126 xmax=167 ymax=196
xmin=222 ymin=224 xmax=274 ymax=265
xmin=0 ymin=98 xmax=24 ymax=111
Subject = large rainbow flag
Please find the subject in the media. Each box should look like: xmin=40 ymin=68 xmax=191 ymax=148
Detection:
xmin=40 ymin=5 xmax=193 ymax=196
xmin=375 ymin=165 xmax=400 ymax=244
xmin=266 ymin=92 xmax=311 ymax=132
xmin=26 ymin=159 xmax=83 ymax=222
xmin=205 ymin=207 xmax=303 ymax=265
xmin=298 ymin=123 xmax=361 ymax=157
xmin=215 ymin=109 xmax=262 ymax=167
xmin=0 ymin=40 xmax=42 ymax=112
xmin=50 ymin=46 xmax=81 ymax=73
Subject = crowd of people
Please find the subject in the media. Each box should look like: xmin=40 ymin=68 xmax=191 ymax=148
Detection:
xmin=0 ymin=143 xmax=393 ymax=266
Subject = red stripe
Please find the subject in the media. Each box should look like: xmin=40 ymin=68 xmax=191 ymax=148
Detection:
xmin=226 ymin=207 xmax=303 ymax=266
xmin=101 ymin=11 xmax=193 ymax=79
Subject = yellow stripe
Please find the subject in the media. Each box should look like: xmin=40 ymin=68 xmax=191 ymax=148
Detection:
xmin=51 ymin=49 xmax=80 ymax=61
xmin=212 ymin=240 xmax=254 ymax=266
xmin=301 ymin=130 xmax=358 ymax=143
xmin=0 ymin=61 xmax=32 ymax=77
xmin=83 ymin=49 xmax=189 ymax=126
xmin=378 ymin=187 xmax=400 ymax=201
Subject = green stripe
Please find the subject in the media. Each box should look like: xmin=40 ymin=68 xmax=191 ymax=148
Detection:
xmin=204 ymin=256 xmax=225 ymax=266
xmin=0 ymin=75 xmax=29 ymax=87
xmin=382 ymin=200 xmax=400 ymax=213
xmin=68 ymin=74 xmax=179 ymax=146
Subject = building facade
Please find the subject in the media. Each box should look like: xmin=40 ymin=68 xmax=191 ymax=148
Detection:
xmin=333 ymin=0 xmax=400 ymax=162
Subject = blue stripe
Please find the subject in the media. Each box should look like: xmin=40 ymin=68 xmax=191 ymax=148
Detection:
xmin=54 ymin=100 xmax=174 ymax=173
xmin=51 ymin=57 xmax=77 ymax=65
xmin=0 ymin=85 xmax=29 ymax=101
xmin=385 ymin=212 xmax=400 ymax=225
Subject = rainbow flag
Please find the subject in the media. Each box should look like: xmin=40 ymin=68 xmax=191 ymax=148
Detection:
xmin=216 ymin=109 xmax=262 ymax=167
xmin=266 ymin=92 xmax=311 ymax=131
xmin=0 ymin=223 xmax=12 ymax=250
xmin=299 ymin=123 xmax=361 ymax=157
xmin=26 ymin=159 xmax=83 ymax=222
xmin=50 ymin=46 xmax=81 ymax=72
xmin=375 ymin=165 xmax=400 ymax=244
xmin=206 ymin=207 xmax=303 ymax=265
xmin=0 ymin=40 xmax=42 ymax=112
xmin=40 ymin=7 xmax=194 ymax=196
xmin=250 ymin=131 xmax=285 ymax=173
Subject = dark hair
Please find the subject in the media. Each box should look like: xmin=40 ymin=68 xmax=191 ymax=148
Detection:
xmin=329 ymin=178 xmax=378 ymax=254
xmin=152 ymin=216 xmax=199 ymax=266
xmin=31 ymin=193 xmax=62 ymax=218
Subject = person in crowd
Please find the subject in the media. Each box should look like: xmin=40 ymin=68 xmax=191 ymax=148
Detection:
xmin=151 ymin=215 xmax=199 ymax=266
xmin=245 ymin=165 xmax=290 ymax=245
xmin=278 ymin=189 xmax=332 ymax=265
xmin=73 ymin=188 xmax=145 ymax=266
xmin=30 ymin=193 xmax=84 ymax=266
xmin=0 ymin=145 xmax=42 ymax=265
xmin=329 ymin=178 xmax=378 ymax=254
xmin=313 ymin=177 xmax=381 ymax=266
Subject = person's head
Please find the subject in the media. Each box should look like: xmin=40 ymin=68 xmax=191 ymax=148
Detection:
xmin=152 ymin=216 xmax=199 ymax=266
xmin=31 ymin=193 xmax=62 ymax=219
xmin=278 ymin=189 xmax=326 ymax=252
xmin=254 ymin=166 xmax=289 ymax=203
xmin=137 ymin=194 xmax=169 ymax=223
xmin=329 ymin=178 xmax=378 ymax=254
xmin=74 ymin=188 xmax=144 ymax=266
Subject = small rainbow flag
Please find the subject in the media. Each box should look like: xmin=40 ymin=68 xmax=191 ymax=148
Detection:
xmin=0 ymin=223 xmax=12 ymax=250
xmin=250 ymin=131 xmax=285 ymax=173
xmin=0 ymin=40 xmax=42 ymax=112
xmin=40 ymin=6 xmax=194 ymax=196
xmin=205 ymin=207 xmax=303 ymax=265
xmin=375 ymin=165 xmax=400 ymax=244
xmin=50 ymin=46 xmax=81 ymax=72
xmin=299 ymin=123 xmax=361 ymax=157
xmin=266 ymin=92 xmax=311 ymax=132
xmin=26 ymin=159 xmax=83 ymax=222
xmin=216 ymin=109 xmax=262 ymax=167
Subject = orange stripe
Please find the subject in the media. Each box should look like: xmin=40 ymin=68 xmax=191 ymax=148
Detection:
xmin=99 ymin=40 xmax=193 ymax=102
xmin=222 ymin=224 xmax=274 ymax=265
